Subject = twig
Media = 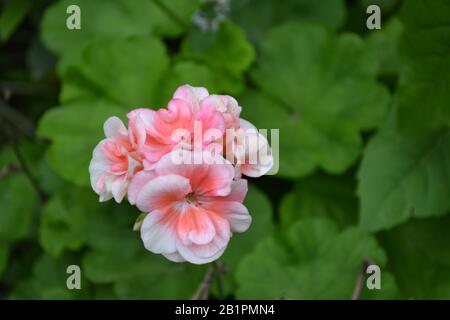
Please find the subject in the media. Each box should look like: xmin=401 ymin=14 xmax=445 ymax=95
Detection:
xmin=192 ymin=265 xmax=215 ymax=300
xmin=213 ymin=260 xmax=224 ymax=298
xmin=351 ymin=257 xmax=376 ymax=300
xmin=192 ymin=261 xmax=228 ymax=300
xmin=152 ymin=0 xmax=188 ymax=29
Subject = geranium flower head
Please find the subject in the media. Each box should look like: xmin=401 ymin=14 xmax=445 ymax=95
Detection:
xmin=89 ymin=84 xmax=275 ymax=265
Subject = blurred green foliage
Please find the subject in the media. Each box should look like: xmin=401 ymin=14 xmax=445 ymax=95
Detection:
xmin=0 ymin=0 xmax=449 ymax=300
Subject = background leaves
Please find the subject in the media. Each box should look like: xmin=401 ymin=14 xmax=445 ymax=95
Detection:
xmin=0 ymin=0 xmax=449 ymax=300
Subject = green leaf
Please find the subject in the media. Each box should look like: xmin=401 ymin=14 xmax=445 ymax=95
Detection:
xmin=76 ymin=37 xmax=169 ymax=107
xmin=366 ymin=18 xmax=403 ymax=77
xmin=37 ymin=101 xmax=126 ymax=187
xmin=397 ymin=0 xmax=450 ymax=134
xmin=179 ymin=22 xmax=254 ymax=94
xmin=9 ymin=253 xmax=91 ymax=300
xmin=82 ymin=215 xmax=206 ymax=299
xmin=240 ymin=23 xmax=389 ymax=178
xmin=40 ymin=182 xmax=140 ymax=257
xmin=113 ymin=256 xmax=206 ymax=300
xmin=0 ymin=172 xmax=37 ymax=241
xmin=212 ymin=185 xmax=274 ymax=296
xmin=357 ymin=113 xmax=450 ymax=232
xmin=379 ymin=215 xmax=450 ymax=299
xmin=40 ymin=186 xmax=102 ymax=257
xmin=280 ymin=173 xmax=358 ymax=229
xmin=156 ymin=61 xmax=222 ymax=105
xmin=40 ymin=0 xmax=198 ymax=71
xmin=230 ymin=0 xmax=346 ymax=43
xmin=0 ymin=0 xmax=32 ymax=42
xmin=236 ymin=218 xmax=397 ymax=299
xmin=182 ymin=22 xmax=255 ymax=77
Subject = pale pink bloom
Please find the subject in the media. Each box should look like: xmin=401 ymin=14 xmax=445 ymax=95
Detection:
xmin=173 ymin=84 xmax=209 ymax=113
xmin=232 ymin=119 xmax=274 ymax=178
xmin=201 ymin=94 xmax=242 ymax=129
xmin=128 ymin=150 xmax=251 ymax=264
xmin=141 ymin=97 xmax=226 ymax=170
xmin=89 ymin=116 xmax=146 ymax=202
xmin=175 ymin=84 xmax=242 ymax=129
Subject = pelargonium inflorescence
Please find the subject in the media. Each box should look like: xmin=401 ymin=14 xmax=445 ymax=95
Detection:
xmin=89 ymin=84 xmax=273 ymax=264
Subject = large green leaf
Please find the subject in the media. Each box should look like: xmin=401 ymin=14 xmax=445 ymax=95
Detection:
xmin=211 ymin=185 xmax=274 ymax=296
xmin=181 ymin=22 xmax=254 ymax=77
xmin=240 ymin=22 xmax=389 ymax=178
xmin=113 ymin=256 xmax=206 ymax=300
xmin=40 ymin=186 xmax=102 ymax=257
xmin=280 ymin=173 xmax=358 ymax=229
xmin=230 ymin=0 xmax=346 ymax=43
xmin=366 ymin=18 xmax=403 ymax=77
xmin=236 ymin=218 xmax=397 ymax=299
xmin=0 ymin=172 xmax=37 ymax=241
xmin=357 ymin=113 xmax=450 ymax=232
xmin=180 ymin=22 xmax=254 ymax=94
xmin=9 ymin=253 xmax=91 ymax=299
xmin=156 ymin=61 xmax=222 ymax=105
xmin=37 ymin=101 xmax=126 ymax=187
xmin=75 ymin=37 xmax=169 ymax=107
xmin=397 ymin=0 xmax=450 ymax=134
xmin=379 ymin=215 xmax=450 ymax=299
xmin=41 ymin=0 xmax=199 ymax=71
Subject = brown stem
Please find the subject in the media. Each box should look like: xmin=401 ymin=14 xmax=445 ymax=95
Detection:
xmin=192 ymin=265 xmax=215 ymax=300
xmin=351 ymin=257 xmax=376 ymax=300
xmin=192 ymin=261 xmax=228 ymax=300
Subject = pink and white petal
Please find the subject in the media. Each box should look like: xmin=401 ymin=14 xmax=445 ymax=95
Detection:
xmin=176 ymin=212 xmax=230 ymax=264
xmin=177 ymin=206 xmax=216 ymax=246
xmin=140 ymin=209 xmax=177 ymax=254
xmin=103 ymin=116 xmax=127 ymax=139
xmin=135 ymin=174 xmax=192 ymax=213
xmin=156 ymin=151 xmax=234 ymax=198
xmin=239 ymin=118 xmax=257 ymax=130
xmin=128 ymin=170 xmax=156 ymax=205
xmin=128 ymin=115 xmax=147 ymax=148
xmin=163 ymin=251 xmax=186 ymax=263
xmin=195 ymin=102 xmax=226 ymax=138
xmin=127 ymin=108 xmax=154 ymax=131
xmin=241 ymin=133 xmax=273 ymax=177
xmin=173 ymin=84 xmax=209 ymax=113
xmin=110 ymin=175 xmax=128 ymax=203
xmin=194 ymin=155 xmax=234 ymax=197
xmin=220 ymin=179 xmax=248 ymax=203
xmin=89 ymin=141 xmax=112 ymax=198
xmin=202 ymin=201 xmax=251 ymax=233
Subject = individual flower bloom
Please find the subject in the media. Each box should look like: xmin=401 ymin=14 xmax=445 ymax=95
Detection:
xmin=200 ymin=94 xmax=242 ymax=129
xmin=172 ymin=84 xmax=209 ymax=113
xmin=89 ymin=116 xmax=146 ymax=203
xmin=225 ymin=119 xmax=274 ymax=178
xmin=128 ymin=150 xmax=251 ymax=264
xmin=141 ymin=97 xmax=226 ymax=170
xmin=173 ymin=84 xmax=241 ymax=129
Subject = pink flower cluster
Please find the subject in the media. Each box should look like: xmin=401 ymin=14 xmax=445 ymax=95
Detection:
xmin=89 ymin=85 xmax=273 ymax=264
